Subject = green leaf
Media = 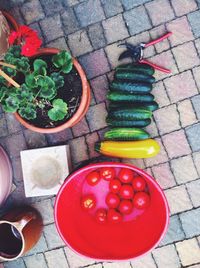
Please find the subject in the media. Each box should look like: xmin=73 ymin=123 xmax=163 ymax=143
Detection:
xmin=52 ymin=51 xmax=73 ymax=74
xmin=7 ymin=45 xmax=21 ymax=58
xmin=0 ymin=86 xmax=6 ymax=101
xmin=2 ymin=66 xmax=17 ymax=77
xmin=37 ymin=76 xmax=56 ymax=100
xmin=33 ymin=59 xmax=47 ymax=76
xmin=50 ymin=72 xmax=64 ymax=89
xmin=25 ymin=73 xmax=37 ymax=88
xmin=48 ymin=98 xmax=68 ymax=121
xmin=0 ymin=76 xmax=6 ymax=86
xmin=18 ymin=103 xmax=37 ymax=120
xmin=2 ymin=95 xmax=20 ymax=112
xmin=15 ymin=58 xmax=30 ymax=73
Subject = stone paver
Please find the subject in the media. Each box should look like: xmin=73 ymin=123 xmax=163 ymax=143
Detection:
xmin=45 ymin=249 xmax=69 ymax=268
xmin=172 ymin=42 xmax=200 ymax=72
xmin=152 ymin=162 xmax=176 ymax=190
xmin=74 ymin=0 xmax=105 ymax=27
xmin=167 ymin=17 xmax=194 ymax=47
xmin=165 ymin=185 xmax=193 ymax=214
xmin=171 ymin=0 xmax=197 ymax=16
xmin=186 ymin=123 xmax=200 ymax=152
xmin=170 ymin=155 xmax=198 ymax=184
xmin=178 ymin=99 xmax=197 ymax=127
xmin=186 ymin=179 xmax=200 ymax=207
xmin=152 ymin=244 xmax=181 ymax=268
xmin=176 ymin=238 xmax=200 ymax=266
xmin=145 ymin=0 xmax=175 ymax=26
xmin=162 ymin=130 xmax=191 ymax=159
xmin=124 ymin=6 xmax=151 ymax=35
xmin=1 ymin=0 xmax=200 ymax=268
xmin=164 ymin=70 xmax=198 ymax=103
xmin=68 ymin=30 xmax=92 ymax=57
xmin=159 ymin=215 xmax=185 ymax=246
xmin=153 ymin=105 xmax=181 ymax=135
xmin=180 ymin=208 xmax=200 ymax=238
xmin=102 ymin=15 xmax=129 ymax=44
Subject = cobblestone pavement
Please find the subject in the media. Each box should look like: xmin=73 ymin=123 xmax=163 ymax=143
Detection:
xmin=0 ymin=0 xmax=200 ymax=267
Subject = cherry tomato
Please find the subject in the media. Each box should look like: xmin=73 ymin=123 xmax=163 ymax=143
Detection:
xmin=95 ymin=208 xmax=107 ymax=223
xmin=119 ymin=200 xmax=133 ymax=215
xmin=81 ymin=194 xmax=96 ymax=211
xmin=132 ymin=176 xmax=146 ymax=192
xmin=106 ymin=192 xmax=120 ymax=208
xmin=133 ymin=192 xmax=150 ymax=209
xmin=100 ymin=167 xmax=115 ymax=181
xmin=118 ymin=168 xmax=134 ymax=184
xmin=107 ymin=209 xmax=123 ymax=223
xmin=86 ymin=171 xmax=100 ymax=186
xmin=119 ymin=185 xmax=134 ymax=199
xmin=109 ymin=179 xmax=122 ymax=194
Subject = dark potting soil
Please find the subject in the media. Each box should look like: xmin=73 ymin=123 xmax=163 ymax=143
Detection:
xmin=18 ymin=54 xmax=82 ymax=128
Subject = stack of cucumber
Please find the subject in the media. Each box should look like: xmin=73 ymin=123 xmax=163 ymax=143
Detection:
xmin=95 ymin=63 xmax=160 ymax=159
xmin=105 ymin=63 xmax=158 ymax=141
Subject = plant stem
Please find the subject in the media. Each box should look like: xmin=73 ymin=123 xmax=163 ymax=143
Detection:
xmin=0 ymin=69 xmax=20 ymax=88
xmin=0 ymin=61 xmax=16 ymax=69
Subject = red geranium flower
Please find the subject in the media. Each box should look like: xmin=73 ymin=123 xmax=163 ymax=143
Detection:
xmin=8 ymin=25 xmax=42 ymax=56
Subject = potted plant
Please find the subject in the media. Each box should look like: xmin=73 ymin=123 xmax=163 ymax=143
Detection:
xmin=0 ymin=26 xmax=90 ymax=133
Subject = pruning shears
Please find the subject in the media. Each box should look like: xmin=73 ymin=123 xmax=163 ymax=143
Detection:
xmin=118 ymin=32 xmax=172 ymax=73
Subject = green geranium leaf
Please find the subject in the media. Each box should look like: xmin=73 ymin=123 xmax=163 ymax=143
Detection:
xmin=18 ymin=103 xmax=37 ymax=120
xmin=2 ymin=66 xmax=17 ymax=77
xmin=25 ymin=73 xmax=37 ymax=88
xmin=37 ymin=76 xmax=56 ymax=100
xmin=0 ymin=86 xmax=7 ymax=102
xmin=52 ymin=51 xmax=73 ymax=74
xmin=48 ymin=98 xmax=68 ymax=121
xmin=2 ymin=95 xmax=20 ymax=113
xmin=50 ymin=72 xmax=64 ymax=89
xmin=7 ymin=45 xmax=21 ymax=58
xmin=33 ymin=59 xmax=47 ymax=76
xmin=0 ymin=76 xmax=6 ymax=86
xmin=15 ymin=58 xmax=30 ymax=73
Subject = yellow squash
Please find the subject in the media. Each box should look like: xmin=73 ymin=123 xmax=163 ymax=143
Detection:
xmin=95 ymin=139 xmax=160 ymax=158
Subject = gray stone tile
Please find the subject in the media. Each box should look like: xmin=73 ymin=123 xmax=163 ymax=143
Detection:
xmin=121 ymin=0 xmax=151 ymax=10
xmin=21 ymin=0 xmax=45 ymax=24
xmin=0 ymin=117 xmax=8 ymax=138
xmin=46 ymin=37 xmax=69 ymax=51
xmin=101 ymin=0 xmax=123 ymax=17
xmin=45 ymin=249 xmax=69 ymax=268
xmin=4 ymin=258 xmax=25 ymax=268
xmin=188 ymin=10 xmax=200 ymax=38
xmin=88 ymin=23 xmax=106 ymax=50
xmin=159 ymin=215 xmax=185 ymax=246
xmin=74 ymin=0 xmax=105 ymax=27
xmin=124 ymin=5 xmax=151 ymax=35
xmin=61 ymin=9 xmax=80 ymax=35
xmin=43 ymin=224 xmax=65 ymax=250
xmin=187 ymin=179 xmax=200 ymax=208
xmin=79 ymin=49 xmax=110 ymax=79
xmin=24 ymin=253 xmax=48 ymax=268
xmin=186 ymin=123 xmax=200 ymax=152
xmin=192 ymin=95 xmax=200 ymax=120
xmin=40 ymin=15 xmax=64 ymax=42
xmin=86 ymin=103 xmax=107 ymax=131
xmin=32 ymin=199 xmax=54 ymax=225
xmin=40 ymin=0 xmax=63 ymax=16
xmin=180 ymin=208 xmax=200 ymax=238
xmin=25 ymin=234 xmax=48 ymax=256
xmin=24 ymin=129 xmax=47 ymax=149
xmin=5 ymin=133 xmax=27 ymax=159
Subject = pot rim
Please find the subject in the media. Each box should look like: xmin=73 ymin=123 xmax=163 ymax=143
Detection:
xmin=1 ymin=10 xmax=19 ymax=31
xmin=14 ymin=48 xmax=91 ymax=133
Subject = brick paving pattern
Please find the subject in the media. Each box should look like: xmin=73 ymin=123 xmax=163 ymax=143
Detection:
xmin=0 ymin=0 xmax=200 ymax=267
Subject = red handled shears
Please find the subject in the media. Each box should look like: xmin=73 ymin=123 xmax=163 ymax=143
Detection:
xmin=118 ymin=32 xmax=172 ymax=73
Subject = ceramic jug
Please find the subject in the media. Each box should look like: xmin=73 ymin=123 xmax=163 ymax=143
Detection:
xmin=0 ymin=206 xmax=43 ymax=261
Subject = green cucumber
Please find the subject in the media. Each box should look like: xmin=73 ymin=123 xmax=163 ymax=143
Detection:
xmin=108 ymin=108 xmax=152 ymax=120
xmin=115 ymin=70 xmax=155 ymax=84
xmin=106 ymin=118 xmax=151 ymax=127
xmin=109 ymin=101 xmax=159 ymax=112
xmin=104 ymin=128 xmax=150 ymax=141
xmin=116 ymin=63 xmax=155 ymax=75
xmin=107 ymin=91 xmax=154 ymax=102
xmin=110 ymin=81 xmax=152 ymax=93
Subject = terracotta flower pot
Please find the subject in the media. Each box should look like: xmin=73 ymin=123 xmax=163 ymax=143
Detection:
xmin=1 ymin=11 xmax=19 ymax=32
xmin=15 ymin=48 xmax=91 ymax=133
xmin=0 ymin=146 xmax=12 ymax=207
